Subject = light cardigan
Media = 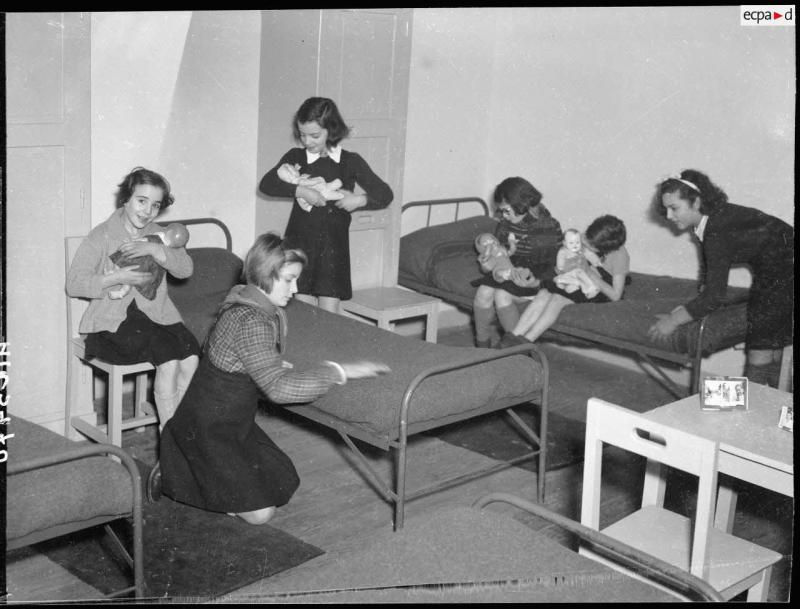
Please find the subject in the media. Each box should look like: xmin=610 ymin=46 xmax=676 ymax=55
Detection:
xmin=66 ymin=207 xmax=193 ymax=334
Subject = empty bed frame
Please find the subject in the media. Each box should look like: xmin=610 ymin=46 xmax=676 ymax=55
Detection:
xmin=280 ymin=300 xmax=549 ymax=530
xmin=398 ymin=197 xmax=750 ymax=397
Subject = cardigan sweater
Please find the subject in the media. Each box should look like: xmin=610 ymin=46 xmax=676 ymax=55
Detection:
xmin=66 ymin=208 xmax=193 ymax=334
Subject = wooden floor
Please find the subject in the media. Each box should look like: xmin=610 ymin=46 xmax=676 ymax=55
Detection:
xmin=4 ymin=325 xmax=793 ymax=603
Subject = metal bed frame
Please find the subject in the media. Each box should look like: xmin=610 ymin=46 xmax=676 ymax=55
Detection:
xmin=399 ymin=197 xmax=729 ymax=398
xmin=284 ymin=341 xmax=549 ymax=531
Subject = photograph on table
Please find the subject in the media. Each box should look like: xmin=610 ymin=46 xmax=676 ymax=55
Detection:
xmin=701 ymin=376 xmax=748 ymax=411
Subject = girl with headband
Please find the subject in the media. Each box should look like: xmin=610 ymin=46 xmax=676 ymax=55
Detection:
xmin=648 ymin=169 xmax=793 ymax=387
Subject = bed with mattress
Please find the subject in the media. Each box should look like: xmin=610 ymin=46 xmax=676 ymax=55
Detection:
xmin=279 ymin=300 xmax=549 ymax=530
xmin=398 ymin=197 xmax=750 ymax=397
xmin=164 ymin=218 xmax=549 ymax=531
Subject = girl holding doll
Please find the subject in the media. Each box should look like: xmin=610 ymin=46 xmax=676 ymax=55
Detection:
xmin=259 ymin=97 xmax=393 ymax=314
xmin=66 ymin=167 xmax=200 ymax=431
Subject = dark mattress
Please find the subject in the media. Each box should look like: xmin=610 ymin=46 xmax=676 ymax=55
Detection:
xmin=399 ymin=216 xmax=749 ymax=358
xmin=281 ymin=300 xmax=544 ymax=438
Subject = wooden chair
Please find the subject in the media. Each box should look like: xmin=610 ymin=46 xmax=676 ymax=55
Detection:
xmin=579 ymin=397 xmax=782 ymax=601
xmin=65 ymin=236 xmax=158 ymax=447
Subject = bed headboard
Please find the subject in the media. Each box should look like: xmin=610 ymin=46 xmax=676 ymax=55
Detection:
xmin=170 ymin=217 xmax=233 ymax=251
xmin=402 ymin=197 xmax=489 ymax=231
xmin=167 ymin=217 xmax=242 ymax=345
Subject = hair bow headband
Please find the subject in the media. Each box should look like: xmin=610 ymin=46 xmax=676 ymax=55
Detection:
xmin=664 ymin=173 xmax=701 ymax=193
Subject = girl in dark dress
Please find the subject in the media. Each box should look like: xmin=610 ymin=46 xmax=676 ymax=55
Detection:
xmin=259 ymin=97 xmax=393 ymax=314
xmin=647 ymin=169 xmax=794 ymax=387
xmin=158 ymin=233 xmax=388 ymax=525
xmin=471 ymin=177 xmax=563 ymax=347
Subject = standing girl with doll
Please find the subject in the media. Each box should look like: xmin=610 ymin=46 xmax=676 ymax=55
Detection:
xmin=471 ymin=176 xmax=563 ymax=348
xmin=259 ymin=97 xmax=394 ymax=313
xmin=66 ymin=167 xmax=200 ymax=431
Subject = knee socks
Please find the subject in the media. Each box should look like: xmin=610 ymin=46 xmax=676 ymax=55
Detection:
xmin=744 ymin=361 xmax=782 ymax=388
xmin=496 ymin=304 xmax=520 ymax=334
xmin=474 ymin=306 xmax=495 ymax=347
xmin=154 ymin=390 xmax=180 ymax=431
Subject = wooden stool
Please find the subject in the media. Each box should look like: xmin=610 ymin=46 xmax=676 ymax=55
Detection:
xmin=341 ymin=287 xmax=441 ymax=342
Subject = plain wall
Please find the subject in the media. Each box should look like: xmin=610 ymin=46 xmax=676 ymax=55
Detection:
xmin=402 ymin=6 xmax=795 ymax=377
xmin=91 ymin=10 xmax=261 ymax=259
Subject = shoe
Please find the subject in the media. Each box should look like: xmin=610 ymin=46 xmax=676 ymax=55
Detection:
xmin=146 ymin=461 xmax=162 ymax=503
xmin=497 ymin=333 xmax=528 ymax=349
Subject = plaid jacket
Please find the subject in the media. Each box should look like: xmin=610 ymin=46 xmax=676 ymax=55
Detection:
xmin=207 ymin=285 xmax=343 ymax=404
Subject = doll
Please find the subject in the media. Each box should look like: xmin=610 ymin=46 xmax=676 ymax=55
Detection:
xmin=277 ymin=163 xmax=344 ymax=212
xmin=553 ymin=228 xmax=601 ymax=297
xmin=475 ymin=233 xmax=517 ymax=283
xmin=108 ymin=222 xmax=190 ymax=300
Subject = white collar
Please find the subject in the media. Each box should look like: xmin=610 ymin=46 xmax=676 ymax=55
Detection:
xmin=306 ymin=145 xmax=341 ymax=164
xmin=694 ymin=214 xmax=709 ymax=241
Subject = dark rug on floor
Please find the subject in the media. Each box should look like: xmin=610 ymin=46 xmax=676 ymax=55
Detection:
xmin=431 ymin=409 xmax=584 ymax=471
xmin=37 ymin=493 xmax=324 ymax=601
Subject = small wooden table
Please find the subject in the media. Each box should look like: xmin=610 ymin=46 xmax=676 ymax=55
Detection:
xmin=341 ymin=287 xmax=441 ymax=342
xmin=640 ymin=383 xmax=793 ymax=532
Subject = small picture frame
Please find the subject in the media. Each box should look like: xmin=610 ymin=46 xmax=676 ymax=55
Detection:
xmin=701 ymin=376 xmax=748 ymax=411
xmin=778 ymin=406 xmax=793 ymax=432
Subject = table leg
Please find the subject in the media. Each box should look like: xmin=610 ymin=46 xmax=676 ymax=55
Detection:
xmin=642 ymin=459 xmax=666 ymax=507
xmin=424 ymin=308 xmax=439 ymax=343
xmin=714 ymin=480 xmax=738 ymax=533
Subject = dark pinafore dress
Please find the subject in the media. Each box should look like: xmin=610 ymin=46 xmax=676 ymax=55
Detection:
xmin=159 ymin=355 xmax=300 ymax=513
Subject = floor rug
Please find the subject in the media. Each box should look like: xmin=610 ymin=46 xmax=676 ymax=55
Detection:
xmin=431 ymin=409 xmax=585 ymax=472
xmin=36 ymin=494 xmax=324 ymax=601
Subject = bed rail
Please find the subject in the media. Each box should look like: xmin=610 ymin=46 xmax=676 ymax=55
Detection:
xmin=474 ymin=492 xmax=723 ymax=602
xmin=171 ymin=217 xmax=233 ymax=251
xmin=402 ymin=197 xmax=489 ymax=227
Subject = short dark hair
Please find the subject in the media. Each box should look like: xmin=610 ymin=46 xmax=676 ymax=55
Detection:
xmin=292 ymin=97 xmax=350 ymax=148
xmin=493 ymin=176 xmax=543 ymax=216
xmin=244 ymin=232 xmax=308 ymax=293
xmin=654 ymin=169 xmax=728 ymax=217
xmin=585 ymin=215 xmax=626 ymax=257
xmin=115 ymin=167 xmax=174 ymax=210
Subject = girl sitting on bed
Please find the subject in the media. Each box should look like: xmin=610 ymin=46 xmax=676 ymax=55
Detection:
xmin=471 ymin=176 xmax=563 ymax=348
xmin=156 ymin=233 xmax=389 ymax=525
xmin=498 ymin=214 xmax=629 ymax=348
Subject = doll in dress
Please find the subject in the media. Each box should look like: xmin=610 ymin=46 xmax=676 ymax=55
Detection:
xmin=108 ymin=222 xmax=190 ymax=300
xmin=475 ymin=232 xmax=517 ymax=283
xmin=277 ymin=163 xmax=344 ymax=212
xmin=553 ymin=228 xmax=601 ymax=297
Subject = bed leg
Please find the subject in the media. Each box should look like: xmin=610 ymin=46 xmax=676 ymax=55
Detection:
xmin=395 ymin=424 xmax=409 ymax=531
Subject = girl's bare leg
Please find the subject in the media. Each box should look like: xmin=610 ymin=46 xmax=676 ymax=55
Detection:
xmin=744 ymin=347 xmax=784 ymax=388
xmin=175 ymin=354 xmax=199 ymax=403
xmin=317 ymin=296 xmax=341 ymax=313
xmin=521 ymin=294 xmax=572 ymax=342
xmin=512 ymin=291 xmax=552 ymax=336
xmin=154 ymin=360 xmax=179 ymax=431
xmin=295 ymin=293 xmax=318 ymax=306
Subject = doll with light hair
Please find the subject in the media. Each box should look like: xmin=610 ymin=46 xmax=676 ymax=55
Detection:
xmin=277 ymin=163 xmax=344 ymax=212
xmin=553 ymin=228 xmax=601 ymax=297
xmin=108 ymin=222 xmax=190 ymax=300
xmin=475 ymin=232 xmax=522 ymax=283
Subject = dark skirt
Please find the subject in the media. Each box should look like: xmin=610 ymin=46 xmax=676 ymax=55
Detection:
xmin=746 ymin=272 xmax=794 ymax=350
xmin=84 ymin=300 xmax=200 ymax=366
xmin=470 ymin=258 xmax=553 ymax=298
xmin=159 ymin=356 xmax=300 ymax=513
xmin=285 ymin=202 xmax=352 ymax=300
